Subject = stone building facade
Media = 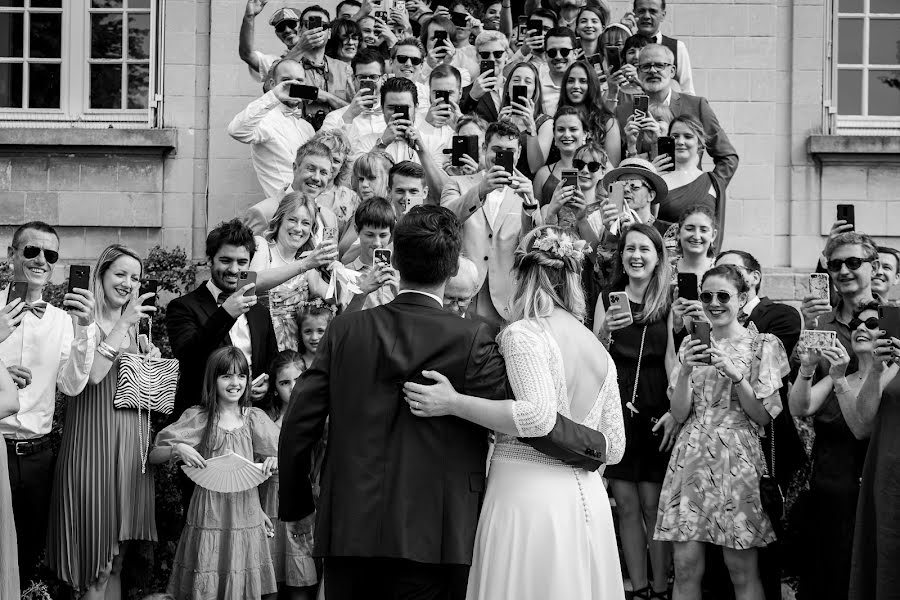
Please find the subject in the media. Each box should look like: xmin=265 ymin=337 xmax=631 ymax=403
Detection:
xmin=0 ymin=0 xmax=897 ymax=299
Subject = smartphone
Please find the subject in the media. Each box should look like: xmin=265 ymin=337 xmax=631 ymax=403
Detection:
xmin=657 ymin=136 xmax=676 ymax=163
xmin=837 ymin=204 xmax=855 ymax=230
xmin=691 ymin=320 xmax=712 ymax=364
xmin=480 ymin=59 xmax=496 ymax=76
xmin=609 ymin=291 xmax=633 ymax=323
xmin=451 ymin=135 xmax=479 ymax=167
xmin=608 ymin=180 xmax=626 ymax=215
xmin=289 ymin=84 xmax=319 ymax=101
xmin=517 ymin=16 xmax=528 ymax=40
xmin=633 ymin=94 xmax=650 ymax=119
xmin=6 ymin=281 xmax=28 ymax=305
xmin=677 ymin=272 xmax=699 ymax=301
xmin=561 ymin=168 xmax=578 ymax=190
xmin=605 ymin=45 xmax=622 ymax=73
xmin=800 ymin=329 xmax=837 ymax=350
xmin=393 ymin=105 xmax=410 ymax=121
xmin=808 ymin=273 xmax=830 ymax=302
xmin=238 ymin=271 xmax=257 ymax=297
xmin=588 ymin=53 xmax=604 ymax=66
xmin=434 ymin=89 xmax=451 ymax=104
xmin=450 ymin=11 xmax=468 ymax=27
xmin=528 ymin=18 xmax=543 ymax=33
xmin=307 ymin=15 xmax=323 ymax=30
xmin=67 ymin=265 xmax=91 ymax=294
xmin=323 ymin=227 xmax=338 ymax=243
xmin=574 ymin=36 xmax=582 ymax=47
xmin=512 ymin=84 xmax=528 ymax=106
xmin=433 ymin=29 xmax=449 ymax=46
xmin=373 ymin=248 xmax=392 ymax=266
xmin=879 ymin=305 xmax=900 ymax=340
xmin=375 ymin=10 xmax=387 ymax=20
xmin=495 ymin=149 xmax=514 ymax=177
xmin=359 ymin=80 xmax=377 ymax=98
xmin=252 ymin=373 xmax=268 ymax=387
xmin=140 ymin=279 xmax=159 ymax=307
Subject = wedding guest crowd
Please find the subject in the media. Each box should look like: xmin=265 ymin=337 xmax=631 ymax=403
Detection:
xmin=0 ymin=1 xmax=897 ymax=600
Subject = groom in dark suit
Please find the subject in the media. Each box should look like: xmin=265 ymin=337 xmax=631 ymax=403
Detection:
xmin=279 ymin=206 xmax=608 ymax=600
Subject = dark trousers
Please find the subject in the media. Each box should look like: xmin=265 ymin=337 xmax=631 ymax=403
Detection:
xmin=325 ymin=557 xmax=469 ymax=600
xmin=703 ymin=543 xmax=782 ymax=600
xmin=6 ymin=443 xmax=55 ymax=588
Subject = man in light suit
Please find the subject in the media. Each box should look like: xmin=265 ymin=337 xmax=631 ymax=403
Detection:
xmin=616 ymin=44 xmax=738 ymax=190
xmin=437 ymin=119 xmax=542 ymax=331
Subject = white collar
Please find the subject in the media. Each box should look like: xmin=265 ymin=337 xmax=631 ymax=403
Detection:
xmin=206 ymin=280 xmax=231 ymax=302
xmin=398 ymin=289 xmax=443 ymax=306
xmin=651 ymin=31 xmax=663 ymax=43
xmin=742 ymin=295 xmax=761 ymax=317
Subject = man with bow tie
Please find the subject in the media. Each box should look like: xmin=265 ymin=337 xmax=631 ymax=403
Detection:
xmin=320 ymin=49 xmax=389 ymax=138
xmin=0 ymin=221 xmax=97 ymax=587
xmin=228 ymin=58 xmax=317 ymax=199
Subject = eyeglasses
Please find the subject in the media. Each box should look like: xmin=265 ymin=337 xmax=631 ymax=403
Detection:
xmin=341 ymin=34 xmax=360 ymax=43
xmin=443 ymin=296 xmax=474 ymax=307
xmin=699 ymin=291 xmax=732 ymax=304
xmin=573 ymin=158 xmax=602 ymax=173
xmin=622 ymin=180 xmax=647 ymax=191
xmin=355 ymin=74 xmax=381 ymax=81
xmin=849 ymin=316 xmax=880 ymax=331
xmin=638 ymin=62 xmax=673 ymax=73
xmin=15 ymin=245 xmax=59 ymax=264
xmin=478 ymin=50 xmax=505 ymax=60
xmin=275 ymin=20 xmax=299 ymax=33
xmin=826 ymin=257 xmax=873 ymax=272
xmin=395 ymin=54 xmax=424 ymax=66
xmin=545 ymin=48 xmax=573 ymax=59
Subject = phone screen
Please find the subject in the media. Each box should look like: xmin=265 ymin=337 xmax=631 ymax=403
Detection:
xmin=677 ymin=272 xmax=699 ymax=301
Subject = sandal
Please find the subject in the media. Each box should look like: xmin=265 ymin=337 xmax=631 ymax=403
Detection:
xmin=629 ymin=586 xmax=653 ymax=600
xmin=649 ymin=589 xmax=670 ymax=600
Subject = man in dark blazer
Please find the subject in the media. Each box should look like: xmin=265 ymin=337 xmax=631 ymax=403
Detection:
xmin=616 ymin=44 xmax=739 ymax=190
xmin=279 ymin=206 xmax=607 ymax=600
xmin=705 ymin=250 xmax=807 ymax=600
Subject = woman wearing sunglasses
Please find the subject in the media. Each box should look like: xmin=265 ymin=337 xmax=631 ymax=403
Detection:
xmin=656 ymin=264 xmax=789 ymax=600
xmin=594 ymin=224 xmax=677 ymax=600
xmin=557 ymin=60 xmax=621 ymax=166
xmin=325 ymin=18 xmax=363 ymax=63
xmin=790 ymin=301 xmax=879 ymax=600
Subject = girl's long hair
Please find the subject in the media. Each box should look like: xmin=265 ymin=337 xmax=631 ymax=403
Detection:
xmin=557 ymin=61 xmax=611 ymax=146
xmin=91 ymin=244 xmax=144 ymax=323
xmin=199 ymin=347 xmax=253 ymax=458
xmin=261 ymin=349 xmax=304 ymax=422
xmin=608 ymin=223 xmax=672 ymax=324
xmin=501 ymin=61 xmax=544 ymax=120
xmin=507 ymin=226 xmax=587 ymax=324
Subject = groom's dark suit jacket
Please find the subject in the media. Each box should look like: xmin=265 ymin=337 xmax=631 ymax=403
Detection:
xmin=279 ymin=292 xmax=507 ymax=565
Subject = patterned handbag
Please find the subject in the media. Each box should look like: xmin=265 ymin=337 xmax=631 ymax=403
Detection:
xmin=113 ymin=352 xmax=179 ymax=415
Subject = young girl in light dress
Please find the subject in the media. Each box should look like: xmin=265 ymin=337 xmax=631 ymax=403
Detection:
xmin=258 ymin=303 xmax=334 ymax=599
xmin=150 ymin=347 xmax=280 ymax=600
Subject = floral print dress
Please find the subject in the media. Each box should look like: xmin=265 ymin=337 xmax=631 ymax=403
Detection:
xmin=654 ymin=330 xmax=789 ymax=549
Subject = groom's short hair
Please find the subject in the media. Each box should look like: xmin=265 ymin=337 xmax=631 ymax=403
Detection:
xmin=393 ymin=205 xmax=461 ymax=286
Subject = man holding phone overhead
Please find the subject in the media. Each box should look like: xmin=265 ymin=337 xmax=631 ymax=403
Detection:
xmin=438 ymin=119 xmax=543 ymax=330
xmin=0 ymin=221 xmax=97 ymax=588
xmin=227 ymin=58 xmax=316 ymax=198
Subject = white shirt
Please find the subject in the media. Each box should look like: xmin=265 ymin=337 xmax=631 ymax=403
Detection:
xmin=352 ymin=123 xmax=449 ymax=167
xmin=483 ymin=188 xmax=506 ymax=231
xmin=538 ymin=63 xmax=561 ymax=116
xmin=741 ymin=296 xmax=760 ymax=320
xmin=205 ymin=280 xmax=253 ymax=369
xmin=650 ymin=32 xmax=695 ymax=96
xmin=249 ymin=50 xmax=281 ymax=82
xmin=227 ymin=90 xmax=316 ymax=199
xmin=0 ymin=291 xmax=96 ymax=440
xmin=398 ymin=288 xmax=443 ymax=307
xmin=320 ymin=105 xmax=386 ymax=139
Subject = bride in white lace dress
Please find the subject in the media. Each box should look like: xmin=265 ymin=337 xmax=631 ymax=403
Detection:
xmin=404 ymin=226 xmax=626 ymax=599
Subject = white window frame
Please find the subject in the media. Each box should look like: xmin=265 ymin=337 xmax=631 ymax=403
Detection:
xmin=826 ymin=0 xmax=900 ymax=135
xmin=0 ymin=0 xmax=161 ymax=129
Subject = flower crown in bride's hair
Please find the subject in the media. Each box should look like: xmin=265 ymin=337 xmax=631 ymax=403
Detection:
xmin=532 ymin=230 xmax=592 ymax=262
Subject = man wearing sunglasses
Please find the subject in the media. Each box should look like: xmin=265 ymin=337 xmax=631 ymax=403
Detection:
xmin=389 ymin=38 xmax=432 ymax=113
xmin=239 ymin=3 xmax=303 ymax=82
xmin=460 ymin=30 xmax=510 ymax=120
xmin=539 ymin=26 xmax=576 ymax=115
xmin=0 ymin=221 xmax=97 ymax=588
xmin=615 ymin=44 xmax=738 ymax=190
xmin=706 ymin=249 xmax=805 ymax=600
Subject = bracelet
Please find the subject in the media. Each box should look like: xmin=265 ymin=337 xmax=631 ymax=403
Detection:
xmin=97 ymin=341 xmax=119 ymax=361
xmin=730 ymin=372 xmax=744 ymax=385
xmin=798 ymin=369 xmax=815 ymax=380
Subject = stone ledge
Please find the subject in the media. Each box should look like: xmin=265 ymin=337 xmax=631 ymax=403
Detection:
xmin=0 ymin=128 xmax=177 ymax=155
xmin=808 ymin=135 xmax=900 ymax=164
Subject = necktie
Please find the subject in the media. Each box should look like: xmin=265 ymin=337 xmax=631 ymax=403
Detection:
xmin=738 ymin=311 xmax=750 ymax=327
xmin=217 ymin=292 xmax=230 ymax=307
xmin=23 ymin=301 xmax=47 ymax=319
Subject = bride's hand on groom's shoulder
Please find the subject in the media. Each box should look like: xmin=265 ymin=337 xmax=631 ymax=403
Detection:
xmin=403 ymin=370 xmax=458 ymax=418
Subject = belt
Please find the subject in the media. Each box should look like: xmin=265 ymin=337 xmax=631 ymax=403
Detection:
xmin=4 ymin=436 xmax=52 ymax=456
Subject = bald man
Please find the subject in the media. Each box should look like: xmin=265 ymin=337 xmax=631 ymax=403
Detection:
xmin=443 ymin=256 xmax=480 ymax=318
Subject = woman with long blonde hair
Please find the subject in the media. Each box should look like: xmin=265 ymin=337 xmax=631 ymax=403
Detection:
xmin=46 ymin=244 xmax=160 ymax=600
xmin=403 ymin=226 xmax=627 ymax=599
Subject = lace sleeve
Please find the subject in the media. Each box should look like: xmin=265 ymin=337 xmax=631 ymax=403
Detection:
xmin=499 ymin=324 xmax=559 ymax=438
xmin=600 ymin=359 xmax=626 ymax=465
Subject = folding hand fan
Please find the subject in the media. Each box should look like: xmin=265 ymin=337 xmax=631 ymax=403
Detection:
xmin=181 ymin=451 xmax=271 ymax=493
